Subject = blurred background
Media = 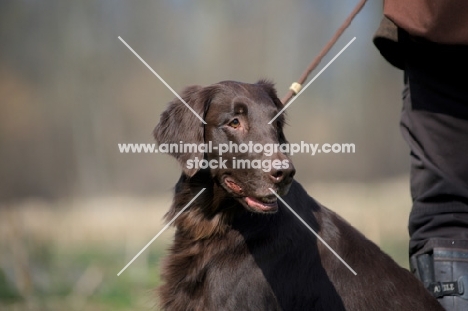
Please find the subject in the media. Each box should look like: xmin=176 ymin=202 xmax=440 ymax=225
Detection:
xmin=0 ymin=0 xmax=411 ymax=310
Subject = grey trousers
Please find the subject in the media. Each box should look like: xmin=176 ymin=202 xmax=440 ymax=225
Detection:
xmin=401 ymin=34 xmax=468 ymax=309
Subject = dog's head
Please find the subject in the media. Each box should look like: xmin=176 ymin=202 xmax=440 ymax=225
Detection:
xmin=154 ymin=80 xmax=295 ymax=213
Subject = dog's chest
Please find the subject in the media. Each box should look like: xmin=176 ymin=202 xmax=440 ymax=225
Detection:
xmin=161 ymin=233 xmax=282 ymax=311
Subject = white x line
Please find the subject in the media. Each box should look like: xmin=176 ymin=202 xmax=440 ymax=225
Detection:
xmin=269 ymin=188 xmax=357 ymax=275
xmin=118 ymin=36 xmax=206 ymax=124
xmin=268 ymin=37 xmax=356 ymax=124
xmin=117 ymin=188 xmax=206 ymax=276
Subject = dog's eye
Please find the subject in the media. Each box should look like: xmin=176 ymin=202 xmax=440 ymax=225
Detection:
xmin=228 ymin=118 xmax=240 ymax=129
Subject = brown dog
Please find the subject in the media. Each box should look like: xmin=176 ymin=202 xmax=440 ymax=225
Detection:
xmin=154 ymin=80 xmax=443 ymax=310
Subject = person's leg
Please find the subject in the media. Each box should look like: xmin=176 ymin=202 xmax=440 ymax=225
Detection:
xmin=400 ymin=34 xmax=468 ymax=310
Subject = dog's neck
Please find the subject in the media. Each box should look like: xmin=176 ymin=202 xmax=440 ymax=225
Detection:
xmin=166 ymin=170 xmax=241 ymax=240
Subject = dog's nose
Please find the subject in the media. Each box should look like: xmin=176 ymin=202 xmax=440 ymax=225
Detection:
xmin=269 ymin=162 xmax=295 ymax=183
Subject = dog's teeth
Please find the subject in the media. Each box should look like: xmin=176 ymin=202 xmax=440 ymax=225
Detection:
xmin=261 ymin=197 xmax=276 ymax=203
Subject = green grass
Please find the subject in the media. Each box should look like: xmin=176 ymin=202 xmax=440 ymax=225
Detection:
xmin=0 ymin=243 xmax=166 ymax=310
xmin=380 ymin=239 xmax=410 ymax=270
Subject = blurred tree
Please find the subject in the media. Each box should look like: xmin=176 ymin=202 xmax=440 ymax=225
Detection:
xmin=0 ymin=0 xmax=407 ymax=202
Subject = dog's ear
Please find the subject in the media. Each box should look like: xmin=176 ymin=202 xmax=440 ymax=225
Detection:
xmin=154 ymin=85 xmax=210 ymax=177
xmin=256 ymin=80 xmax=288 ymax=144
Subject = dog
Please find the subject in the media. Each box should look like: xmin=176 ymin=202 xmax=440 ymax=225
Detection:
xmin=153 ymin=80 xmax=443 ymax=310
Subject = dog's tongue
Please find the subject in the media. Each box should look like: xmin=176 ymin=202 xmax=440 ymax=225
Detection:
xmin=245 ymin=197 xmax=278 ymax=212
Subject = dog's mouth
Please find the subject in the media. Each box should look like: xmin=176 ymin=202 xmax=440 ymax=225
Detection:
xmin=244 ymin=196 xmax=278 ymax=213
xmin=223 ymin=177 xmax=279 ymax=213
